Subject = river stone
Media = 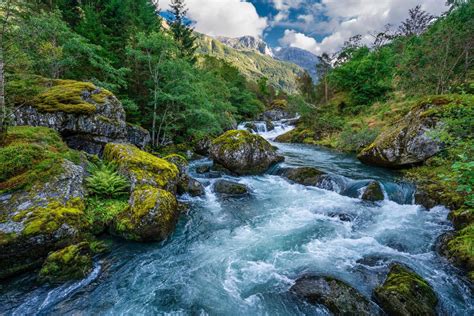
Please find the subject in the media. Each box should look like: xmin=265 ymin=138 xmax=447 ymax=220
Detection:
xmin=178 ymin=175 xmax=205 ymax=197
xmin=244 ymin=122 xmax=258 ymax=133
xmin=361 ymin=181 xmax=385 ymax=202
xmin=265 ymin=120 xmax=275 ymax=131
xmin=213 ymin=180 xmax=249 ymax=196
xmin=374 ymin=264 xmax=438 ymax=316
xmin=196 ymin=165 xmax=211 ymax=174
xmin=260 ymin=109 xmax=292 ymax=121
xmin=290 ymin=275 xmax=379 ymax=315
xmin=38 ymin=242 xmax=93 ymax=284
xmin=276 ymin=167 xmax=326 ymax=186
xmin=210 ymin=130 xmax=284 ymax=175
xmin=12 ymin=79 xmax=150 ymax=154
xmin=111 ymin=185 xmax=179 ymax=242
xmin=358 ymin=100 xmax=444 ymax=168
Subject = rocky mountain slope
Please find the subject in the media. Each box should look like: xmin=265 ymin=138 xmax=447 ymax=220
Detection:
xmin=274 ymin=47 xmax=319 ymax=82
xmin=196 ymin=34 xmax=303 ymax=94
xmin=215 ymin=35 xmax=274 ymax=57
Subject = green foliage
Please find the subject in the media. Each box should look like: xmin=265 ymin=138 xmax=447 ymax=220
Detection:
xmin=338 ymin=126 xmax=380 ymax=152
xmin=85 ymin=161 xmax=130 ymax=198
xmin=85 ymin=196 xmax=129 ymax=231
xmin=451 ymin=155 xmax=474 ymax=207
xmin=169 ymin=0 xmax=197 ymax=62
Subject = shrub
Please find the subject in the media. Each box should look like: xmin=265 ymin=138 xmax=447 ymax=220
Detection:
xmin=85 ymin=161 xmax=130 ymax=198
xmin=338 ymin=126 xmax=380 ymax=152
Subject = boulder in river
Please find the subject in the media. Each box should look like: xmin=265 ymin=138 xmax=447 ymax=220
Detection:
xmin=290 ymin=275 xmax=379 ymax=315
xmin=38 ymin=242 xmax=93 ymax=284
xmin=276 ymin=167 xmax=326 ymax=186
xmin=437 ymin=228 xmax=474 ymax=282
xmin=196 ymin=165 xmax=211 ymax=174
xmin=111 ymin=185 xmax=179 ymax=242
xmin=178 ymin=175 xmax=205 ymax=197
xmin=213 ymin=180 xmax=249 ymax=196
xmin=373 ymin=263 xmax=438 ymax=316
xmin=358 ymin=99 xmax=446 ymax=168
xmin=11 ymin=77 xmax=150 ymax=154
xmin=361 ymin=181 xmax=385 ymax=202
xmin=210 ymin=130 xmax=284 ymax=175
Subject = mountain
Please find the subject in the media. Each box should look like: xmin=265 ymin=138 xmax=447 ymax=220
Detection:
xmin=215 ymin=36 xmax=274 ymax=57
xmin=274 ymin=47 xmax=319 ymax=82
xmin=196 ymin=34 xmax=302 ymax=94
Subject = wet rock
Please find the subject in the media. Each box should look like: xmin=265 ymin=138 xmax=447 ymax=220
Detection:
xmin=210 ymin=130 xmax=284 ymax=175
xmin=194 ymin=138 xmax=212 ymax=156
xmin=361 ymin=181 xmax=384 ymax=202
xmin=437 ymin=227 xmax=474 ymax=282
xmin=12 ymin=79 xmax=150 ymax=154
xmin=111 ymin=185 xmax=179 ymax=242
xmin=178 ymin=176 xmax=205 ymax=197
xmin=276 ymin=167 xmax=326 ymax=186
xmin=244 ymin=122 xmax=257 ymax=133
xmin=260 ymin=109 xmax=292 ymax=121
xmin=275 ymin=127 xmax=316 ymax=144
xmin=414 ymin=189 xmax=438 ymax=209
xmin=213 ymin=180 xmax=249 ymax=196
xmin=290 ymin=275 xmax=379 ymax=315
xmin=265 ymin=120 xmax=275 ymax=131
xmin=374 ymin=263 xmax=438 ymax=316
xmin=38 ymin=242 xmax=93 ymax=284
xmin=196 ymin=165 xmax=211 ymax=174
xmin=127 ymin=124 xmax=151 ymax=149
xmin=358 ymin=100 xmax=445 ymax=168
xmin=328 ymin=212 xmax=353 ymax=222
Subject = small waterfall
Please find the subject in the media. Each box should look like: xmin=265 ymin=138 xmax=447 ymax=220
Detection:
xmin=238 ymin=118 xmax=297 ymax=140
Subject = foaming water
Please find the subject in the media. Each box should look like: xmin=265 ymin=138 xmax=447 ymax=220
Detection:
xmin=1 ymin=126 xmax=472 ymax=315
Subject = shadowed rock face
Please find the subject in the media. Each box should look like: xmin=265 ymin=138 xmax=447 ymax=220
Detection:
xmin=290 ymin=275 xmax=380 ymax=315
xmin=13 ymin=80 xmax=150 ymax=154
xmin=374 ymin=264 xmax=438 ymax=316
xmin=210 ymin=130 xmax=284 ymax=175
xmin=358 ymin=101 xmax=442 ymax=168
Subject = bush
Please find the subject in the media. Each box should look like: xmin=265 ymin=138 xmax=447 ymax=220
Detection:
xmin=85 ymin=161 xmax=130 ymax=198
xmin=338 ymin=126 xmax=380 ymax=152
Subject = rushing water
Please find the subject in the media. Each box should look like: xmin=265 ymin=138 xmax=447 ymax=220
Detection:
xmin=1 ymin=121 xmax=473 ymax=315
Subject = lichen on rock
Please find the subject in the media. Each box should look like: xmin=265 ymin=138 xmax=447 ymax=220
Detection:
xmin=374 ymin=263 xmax=438 ymax=316
xmin=210 ymin=130 xmax=284 ymax=175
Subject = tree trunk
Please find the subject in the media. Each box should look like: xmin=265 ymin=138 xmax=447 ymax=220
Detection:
xmin=0 ymin=49 xmax=6 ymax=144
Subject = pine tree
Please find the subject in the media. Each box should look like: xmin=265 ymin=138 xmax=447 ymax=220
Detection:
xmin=169 ymin=0 xmax=196 ymax=62
xmin=398 ymin=5 xmax=435 ymax=36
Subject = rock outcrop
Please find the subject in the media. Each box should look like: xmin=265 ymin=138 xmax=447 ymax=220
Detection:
xmin=12 ymin=78 xmax=150 ymax=154
xmin=361 ymin=181 xmax=385 ymax=202
xmin=358 ymin=100 xmax=444 ymax=168
xmin=210 ymin=130 xmax=284 ymax=175
xmin=374 ymin=264 xmax=438 ymax=316
xmin=163 ymin=154 xmax=205 ymax=197
xmin=277 ymin=167 xmax=325 ymax=186
xmin=290 ymin=275 xmax=379 ymax=315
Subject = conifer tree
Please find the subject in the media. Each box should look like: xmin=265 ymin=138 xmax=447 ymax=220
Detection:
xmin=169 ymin=0 xmax=196 ymax=62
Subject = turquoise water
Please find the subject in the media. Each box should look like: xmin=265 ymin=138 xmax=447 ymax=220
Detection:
xmin=1 ymin=127 xmax=472 ymax=315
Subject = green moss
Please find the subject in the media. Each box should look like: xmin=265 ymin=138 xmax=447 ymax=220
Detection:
xmin=374 ymin=264 xmax=437 ymax=316
xmin=38 ymin=242 xmax=93 ymax=284
xmin=0 ymin=126 xmax=82 ymax=194
xmin=7 ymin=76 xmax=113 ymax=114
xmin=446 ymin=224 xmax=474 ymax=281
xmin=104 ymin=143 xmax=179 ymax=190
xmin=112 ymin=185 xmax=178 ymax=242
xmin=85 ymin=197 xmax=129 ymax=234
xmin=163 ymin=154 xmax=188 ymax=172
xmin=213 ymin=130 xmax=273 ymax=152
xmin=275 ymin=127 xmax=316 ymax=144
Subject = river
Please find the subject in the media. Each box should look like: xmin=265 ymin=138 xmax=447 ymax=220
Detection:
xmin=1 ymin=120 xmax=472 ymax=315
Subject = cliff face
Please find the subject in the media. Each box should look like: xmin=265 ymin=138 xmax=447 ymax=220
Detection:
xmin=215 ymin=35 xmax=274 ymax=57
xmin=274 ymin=47 xmax=319 ymax=82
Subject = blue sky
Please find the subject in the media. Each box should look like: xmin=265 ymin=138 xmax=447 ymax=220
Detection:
xmin=160 ymin=0 xmax=448 ymax=55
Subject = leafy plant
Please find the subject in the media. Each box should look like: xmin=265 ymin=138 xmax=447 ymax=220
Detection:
xmin=85 ymin=161 xmax=130 ymax=198
xmin=450 ymin=154 xmax=474 ymax=207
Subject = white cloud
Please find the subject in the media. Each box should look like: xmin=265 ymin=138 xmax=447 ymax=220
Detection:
xmin=278 ymin=0 xmax=449 ymax=55
xmin=159 ymin=0 xmax=267 ymax=38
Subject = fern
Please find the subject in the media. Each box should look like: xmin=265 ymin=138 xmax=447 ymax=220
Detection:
xmin=85 ymin=161 xmax=130 ymax=198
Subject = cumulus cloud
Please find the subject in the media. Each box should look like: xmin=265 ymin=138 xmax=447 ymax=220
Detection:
xmin=278 ymin=0 xmax=449 ymax=55
xmin=159 ymin=0 xmax=267 ymax=38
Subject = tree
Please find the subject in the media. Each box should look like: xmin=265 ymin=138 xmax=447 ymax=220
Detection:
xmin=316 ymin=53 xmax=332 ymax=103
xmin=169 ymin=0 xmax=196 ymax=62
xmin=398 ymin=5 xmax=435 ymax=36
xmin=297 ymin=71 xmax=315 ymax=103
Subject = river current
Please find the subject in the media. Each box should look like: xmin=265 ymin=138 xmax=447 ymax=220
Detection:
xmin=1 ymin=120 xmax=472 ymax=315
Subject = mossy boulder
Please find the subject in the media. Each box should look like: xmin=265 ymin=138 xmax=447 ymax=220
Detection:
xmin=358 ymin=99 xmax=445 ymax=168
xmin=361 ymin=181 xmax=385 ymax=202
xmin=275 ymin=127 xmax=316 ymax=144
xmin=104 ymin=143 xmax=179 ymax=192
xmin=111 ymin=185 xmax=179 ymax=242
xmin=290 ymin=275 xmax=380 ymax=315
xmin=438 ymin=225 xmax=474 ymax=281
xmin=210 ymin=130 xmax=284 ymax=175
xmin=213 ymin=180 xmax=249 ymax=196
xmin=11 ymin=76 xmax=149 ymax=154
xmin=38 ymin=242 xmax=93 ymax=284
xmin=374 ymin=264 xmax=438 ymax=316
xmin=276 ymin=167 xmax=326 ymax=186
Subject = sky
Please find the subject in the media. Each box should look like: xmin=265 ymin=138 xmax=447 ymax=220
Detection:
xmin=158 ymin=0 xmax=449 ymax=55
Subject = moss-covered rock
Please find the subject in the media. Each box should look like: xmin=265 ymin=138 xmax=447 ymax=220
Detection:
xmin=164 ymin=154 xmax=189 ymax=175
xmin=210 ymin=130 xmax=284 ymax=175
xmin=111 ymin=185 xmax=179 ymax=242
xmin=10 ymin=76 xmax=150 ymax=154
xmin=104 ymin=143 xmax=179 ymax=192
xmin=213 ymin=180 xmax=249 ymax=196
xmin=439 ymin=224 xmax=474 ymax=281
xmin=290 ymin=275 xmax=380 ymax=315
xmin=374 ymin=264 xmax=438 ymax=316
xmin=358 ymin=98 xmax=451 ymax=168
xmin=275 ymin=127 xmax=317 ymax=144
xmin=38 ymin=242 xmax=93 ymax=284
xmin=276 ymin=167 xmax=325 ymax=186
xmin=361 ymin=181 xmax=385 ymax=202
